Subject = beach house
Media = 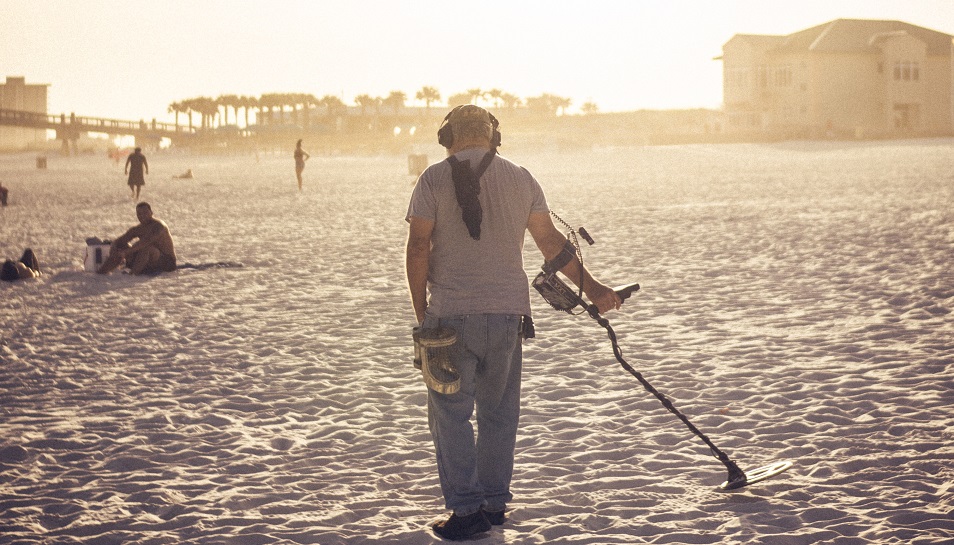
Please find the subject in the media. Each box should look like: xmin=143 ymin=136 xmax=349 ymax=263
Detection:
xmin=719 ymin=19 xmax=954 ymax=139
xmin=0 ymin=76 xmax=50 ymax=151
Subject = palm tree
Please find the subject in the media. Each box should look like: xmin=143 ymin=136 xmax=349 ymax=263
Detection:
xmin=167 ymin=101 xmax=185 ymax=130
xmin=466 ymin=88 xmax=482 ymax=105
xmin=301 ymin=93 xmax=319 ymax=129
xmin=289 ymin=93 xmax=304 ymax=127
xmin=553 ymin=95 xmax=572 ymax=116
xmin=354 ymin=94 xmax=377 ymax=116
xmin=321 ymin=95 xmax=347 ymax=131
xmin=486 ymin=88 xmax=503 ymax=108
xmin=354 ymin=95 xmax=381 ymax=131
xmin=217 ymin=94 xmax=241 ymax=126
xmin=525 ymin=94 xmax=557 ymax=117
xmin=215 ymin=95 xmax=227 ymax=126
xmin=194 ymin=97 xmax=218 ymax=129
xmin=500 ymin=93 xmax=521 ymax=110
xmin=257 ymin=94 xmax=274 ymax=125
xmin=525 ymin=93 xmax=571 ymax=116
xmin=240 ymin=95 xmax=257 ymax=128
xmin=182 ymin=97 xmax=202 ymax=128
xmin=289 ymin=93 xmax=303 ymax=127
xmin=581 ymin=101 xmax=599 ymax=115
xmin=275 ymin=93 xmax=291 ymax=125
xmin=180 ymin=98 xmax=197 ymax=131
xmin=259 ymin=93 xmax=285 ymax=125
xmin=416 ymin=86 xmax=441 ymax=112
xmin=321 ymin=95 xmax=347 ymax=117
xmin=383 ymin=91 xmax=406 ymax=114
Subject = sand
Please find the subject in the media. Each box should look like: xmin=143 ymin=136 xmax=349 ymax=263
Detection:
xmin=1 ymin=139 xmax=952 ymax=544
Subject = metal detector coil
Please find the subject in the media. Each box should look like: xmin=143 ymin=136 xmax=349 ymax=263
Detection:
xmin=413 ymin=326 xmax=461 ymax=395
xmin=720 ymin=460 xmax=794 ymax=490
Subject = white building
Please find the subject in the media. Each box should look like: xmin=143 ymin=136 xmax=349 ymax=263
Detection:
xmin=0 ymin=76 xmax=50 ymax=151
xmin=719 ymin=19 xmax=954 ymax=138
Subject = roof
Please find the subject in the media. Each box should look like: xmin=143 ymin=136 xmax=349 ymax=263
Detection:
xmin=731 ymin=34 xmax=787 ymax=49
xmin=732 ymin=19 xmax=953 ymax=56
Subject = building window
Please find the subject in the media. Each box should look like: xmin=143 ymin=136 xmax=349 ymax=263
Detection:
xmin=774 ymin=65 xmax=792 ymax=87
xmin=893 ymin=61 xmax=920 ymax=82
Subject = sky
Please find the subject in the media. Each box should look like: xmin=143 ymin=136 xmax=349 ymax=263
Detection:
xmin=2 ymin=0 xmax=953 ymax=122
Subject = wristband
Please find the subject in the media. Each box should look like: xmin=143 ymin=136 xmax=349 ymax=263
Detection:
xmin=542 ymin=239 xmax=576 ymax=274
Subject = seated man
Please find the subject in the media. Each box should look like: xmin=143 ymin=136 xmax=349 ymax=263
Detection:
xmin=1 ymin=248 xmax=41 ymax=281
xmin=97 ymin=202 xmax=177 ymax=275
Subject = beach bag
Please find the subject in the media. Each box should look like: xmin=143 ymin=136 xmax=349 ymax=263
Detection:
xmin=84 ymin=238 xmax=111 ymax=272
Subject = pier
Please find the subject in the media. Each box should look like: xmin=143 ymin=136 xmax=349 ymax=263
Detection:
xmin=0 ymin=108 xmax=197 ymax=153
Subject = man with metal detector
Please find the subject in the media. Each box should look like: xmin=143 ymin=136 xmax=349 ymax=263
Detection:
xmin=405 ymin=105 xmax=622 ymax=541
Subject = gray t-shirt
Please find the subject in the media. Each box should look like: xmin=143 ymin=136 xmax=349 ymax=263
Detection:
xmin=406 ymin=148 xmax=549 ymax=317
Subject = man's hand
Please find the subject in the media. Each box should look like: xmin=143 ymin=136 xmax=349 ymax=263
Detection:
xmin=585 ymin=282 xmax=622 ymax=314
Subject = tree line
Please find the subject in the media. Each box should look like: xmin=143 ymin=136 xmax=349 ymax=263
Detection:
xmin=167 ymin=87 xmax=598 ymax=131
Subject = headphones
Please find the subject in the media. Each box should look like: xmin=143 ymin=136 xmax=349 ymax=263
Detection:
xmin=437 ymin=105 xmax=502 ymax=149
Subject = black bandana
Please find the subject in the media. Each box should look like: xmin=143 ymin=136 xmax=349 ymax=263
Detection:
xmin=447 ymin=150 xmax=496 ymax=241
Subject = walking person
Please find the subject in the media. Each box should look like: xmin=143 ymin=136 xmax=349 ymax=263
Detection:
xmin=294 ymin=139 xmax=310 ymax=191
xmin=125 ymin=147 xmax=148 ymax=200
xmin=405 ymin=105 xmax=621 ymax=540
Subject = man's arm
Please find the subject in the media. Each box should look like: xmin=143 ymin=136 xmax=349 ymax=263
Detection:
xmin=98 ymin=226 xmax=139 ymax=274
xmin=113 ymin=225 xmax=140 ymax=248
xmin=124 ymin=155 xmax=131 ymax=175
xmin=143 ymin=156 xmax=149 ymax=174
xmin=406 ymin=216 xmax=434 ymax=324
xmin=126 ymin=221 xmax=166 ymax=253
xmin=527 ymin=211 xmax=620 ymax=313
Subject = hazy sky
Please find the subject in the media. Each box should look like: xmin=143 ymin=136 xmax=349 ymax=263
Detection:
xmin=2 ymin=0 xmax=953 ymax=121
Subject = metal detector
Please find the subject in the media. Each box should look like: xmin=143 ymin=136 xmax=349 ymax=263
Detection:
xmin=533 ymin=215 xmax=792 ymax=491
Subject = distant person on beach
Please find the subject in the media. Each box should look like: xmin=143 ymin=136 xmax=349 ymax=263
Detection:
xmin=125 ymin=147 xmax=149 ymax=200
xmin=294 ymin=139 xmax=310 ymax=191
xmin=405 ymin=105 xmax=621 ymax=540
xmin=1 ymin=248 xmax=41 ymax=282
xmin=0 ymin=182 xmax=8 ymax=206
xmin=97 ymin=202 xmax=177 ymax=275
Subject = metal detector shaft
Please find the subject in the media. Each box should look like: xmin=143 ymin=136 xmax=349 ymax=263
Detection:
xmin=582 ymin=301 xmax=748 ymax=488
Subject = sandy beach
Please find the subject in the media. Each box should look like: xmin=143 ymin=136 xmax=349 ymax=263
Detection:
xmin=1 ymin=139 xmax=952 ymax=544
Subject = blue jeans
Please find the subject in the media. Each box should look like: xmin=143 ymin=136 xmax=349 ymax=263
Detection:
xmin=423 ymin=314 xmax=522 ymax=516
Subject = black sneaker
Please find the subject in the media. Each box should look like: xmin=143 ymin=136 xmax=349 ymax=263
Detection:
xmin=482 ymin=508 xmax=507 ymax=526
xmin=432 ymin=510 xmax=492 ymax=541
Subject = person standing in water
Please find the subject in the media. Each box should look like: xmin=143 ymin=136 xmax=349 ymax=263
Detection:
xmin=294 ymin=139 xmax=310 ymax=191
xmin=125 ymin=147 xmax=148 ymax=200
